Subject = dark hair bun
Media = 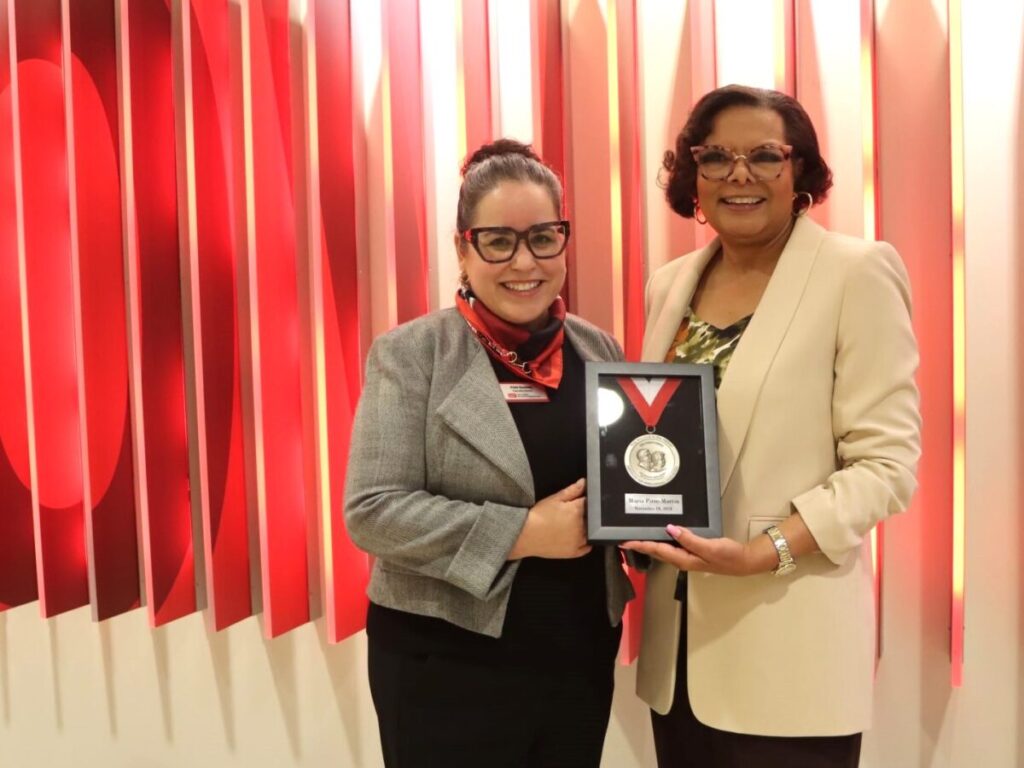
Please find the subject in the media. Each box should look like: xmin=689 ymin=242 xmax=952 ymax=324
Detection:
xmin=461 ymin=138 xmax=542 ymax=176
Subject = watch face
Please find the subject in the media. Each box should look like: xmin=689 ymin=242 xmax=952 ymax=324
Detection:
xmin=774 ymin=561 xmax=797 ymax=577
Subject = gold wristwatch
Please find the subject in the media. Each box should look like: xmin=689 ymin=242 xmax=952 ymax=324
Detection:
xmin=764 ymin=525 xmax=796 ymax=576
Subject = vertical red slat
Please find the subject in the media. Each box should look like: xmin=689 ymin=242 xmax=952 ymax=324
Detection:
xmin=66 ymin=0 xmax=140 ymax=621
xmin=459 ymin=0 xmax=491 ymax=158
xmin=385 ymin=0 xmax=428 ymax=323
xmin=877 ymin=0 xmax=955 ymax=675
xmin=184 ymin=0 xmax=253 ymax=630
xmin=614 ymin=0 xmax=646 ymax=662
xmin=531 ymin=0 xmax=569 ymax=307
xmin=695 ymin=0 xmax=717 ymax=89
xmin=13 ymin=0 xmax=88 ymax=618
xmin=239 ymin=0 xmax=310 ymax=637
xmin=120 ymin=0 xmax=196 ymax=626
xmin=312 ymin=0 xmax=368 ymax=643
xmin=0 ymin=0 xmax=37 ymax=612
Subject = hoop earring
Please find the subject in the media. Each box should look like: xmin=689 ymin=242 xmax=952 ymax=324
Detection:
xmin=694 ymin=203 xmax=708 ymax=226
xmin=793 ymin=191 xmax=814 ymax=218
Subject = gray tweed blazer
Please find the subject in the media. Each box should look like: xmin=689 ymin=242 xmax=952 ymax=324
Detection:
xmin=344 ymin=308 xmax=634 ymax=637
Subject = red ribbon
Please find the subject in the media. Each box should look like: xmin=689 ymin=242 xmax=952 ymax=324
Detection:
xmin=616 ymin=377 xmax=682 ymax=430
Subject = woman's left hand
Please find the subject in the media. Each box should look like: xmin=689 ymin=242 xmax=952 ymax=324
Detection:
xmin=620 ymin=524 xmax=762 ymax=576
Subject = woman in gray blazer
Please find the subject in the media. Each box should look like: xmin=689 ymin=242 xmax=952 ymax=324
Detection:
xmin=345 ymin=139 xmax=633 ymax=768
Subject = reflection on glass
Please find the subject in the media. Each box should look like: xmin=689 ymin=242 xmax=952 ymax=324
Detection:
xmin=597 ymin=386 xmax=624 ymax=427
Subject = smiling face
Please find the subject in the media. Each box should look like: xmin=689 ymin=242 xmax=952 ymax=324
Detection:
xmin=695 ymin=105 xmax=798 ymax=251
xmin=457 ymin=180 xmax=566 ymax=330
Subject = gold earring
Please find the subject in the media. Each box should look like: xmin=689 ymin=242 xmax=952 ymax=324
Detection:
xmin=793 ymin=191 xmax=814 ymax=217
xmin=694 ymin=204 xmax=708 ymax=225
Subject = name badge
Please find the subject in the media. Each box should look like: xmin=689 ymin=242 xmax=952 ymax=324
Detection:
xmin=500 ymin=382 xmax=550 ymax=403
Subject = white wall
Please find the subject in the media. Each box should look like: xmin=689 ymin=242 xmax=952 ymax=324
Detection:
xmin=0 ymin=604 xmax=656 ymax=767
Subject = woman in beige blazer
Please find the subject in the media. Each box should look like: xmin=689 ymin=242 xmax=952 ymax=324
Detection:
xmin=345 ymin=139 xmax=632 ymax=768
xmin=622 ymin=86 xmax=921 ymax=767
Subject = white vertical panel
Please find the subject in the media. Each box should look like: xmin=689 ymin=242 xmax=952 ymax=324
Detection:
xmin=420 ymin=0 xmax=460 ymax=310
xmin=351 ymin=1 xmax=382 ymax=130
xmin=489 ymin=0 xmax=534 ymax=142
xmin=637 ymin=0 xmax=694 ymax=276
xmin=794 ymin=0 xmax=866 ymax=237
xmin=958 ymin=0 xmax=1024 ymax=756
xmin=714 ymin=0 xmax=776 ymax=88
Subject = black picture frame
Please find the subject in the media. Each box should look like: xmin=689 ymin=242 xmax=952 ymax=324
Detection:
xmin=585 ymin=361 xmax=722 ymax=542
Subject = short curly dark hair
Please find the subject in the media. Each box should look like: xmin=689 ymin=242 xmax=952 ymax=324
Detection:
xmin=662 ymin=85 xmax=833 ymax=219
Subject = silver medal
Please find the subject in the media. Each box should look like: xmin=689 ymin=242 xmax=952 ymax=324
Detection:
xmin=624 ymin=433 xmax=680 ymax=487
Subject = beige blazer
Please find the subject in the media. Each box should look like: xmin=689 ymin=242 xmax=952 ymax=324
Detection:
xmin=636 ymin=216 xmax=921 ymax=736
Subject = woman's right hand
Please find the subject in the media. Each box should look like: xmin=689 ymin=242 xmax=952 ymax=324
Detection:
xmin=508 ymin=478 xmax=592 ymax=560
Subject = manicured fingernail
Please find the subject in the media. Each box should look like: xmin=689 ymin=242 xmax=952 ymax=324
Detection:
xmin=666 ymin=524 xmax=682 ymax=537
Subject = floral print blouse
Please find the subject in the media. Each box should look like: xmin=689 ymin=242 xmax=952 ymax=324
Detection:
xmin=664 ymin=308 xmax=751 ymax=389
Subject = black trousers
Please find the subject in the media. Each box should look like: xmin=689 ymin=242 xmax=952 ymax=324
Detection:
xmin=650 ymin=580 xmax=862 ymax=768
xmin=368 ymin=638 xmax=617 ymax=768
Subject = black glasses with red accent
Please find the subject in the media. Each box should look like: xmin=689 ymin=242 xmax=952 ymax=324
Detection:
xmin=461 ymin=220 xmax=570 ymax=263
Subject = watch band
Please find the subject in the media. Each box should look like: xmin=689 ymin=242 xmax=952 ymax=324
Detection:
xmin=764 ymin=524 xmax=796 ymax=576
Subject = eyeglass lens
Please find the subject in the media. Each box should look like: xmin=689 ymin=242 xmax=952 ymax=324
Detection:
xmin=695 ymin=146 xmax=788 ymax=180
xmin=476 ymin=223 xmax=567 ymax=262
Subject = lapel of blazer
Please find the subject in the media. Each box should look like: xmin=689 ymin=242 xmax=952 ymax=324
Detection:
xmin=714 ymin=216 xmax=826 ymax=492
xmin=436 ymin=336 xmax=535 ymax=500
xmin=641 ymin=240 xmax=721 ymax=362
xmin=563 ymin=318 xmax=605 ymax=363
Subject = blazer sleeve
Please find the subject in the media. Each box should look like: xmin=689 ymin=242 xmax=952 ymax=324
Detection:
xmin=343 ymin=332 xmax=529 ymax=600
xmin=608 ymin=332 xmax=626 ymax=362
xmin=791 ymin=243 xmax=922 ymax=565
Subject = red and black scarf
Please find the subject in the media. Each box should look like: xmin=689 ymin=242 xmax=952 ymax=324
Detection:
xmin=455 ymin=289 xmax=566 ymax=389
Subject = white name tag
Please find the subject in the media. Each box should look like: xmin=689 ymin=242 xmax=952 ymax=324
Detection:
xmin=500 ymin=382 xmax=550 ymax=403
xmin=624 ymin=493 xmax=683 ymax=516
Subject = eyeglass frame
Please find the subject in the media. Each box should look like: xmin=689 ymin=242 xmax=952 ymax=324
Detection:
xmin=689 ymin=143 xmax=794 ymax=181
xmin=460 ymin=220 xmax=572 ymax=264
